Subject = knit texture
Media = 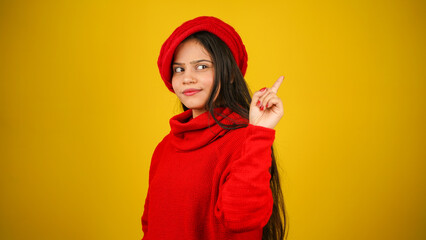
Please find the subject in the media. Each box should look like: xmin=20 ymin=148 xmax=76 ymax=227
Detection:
xmin=141 ymin=108 xmax=274 ymax=240
xmin=157 ymin=16 xmax=248 ymax=92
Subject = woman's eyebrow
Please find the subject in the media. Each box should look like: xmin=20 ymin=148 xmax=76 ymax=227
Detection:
xmin=172 ymin=59 xmax=212 ymax=65
xmin=190 ymin=59 xmax=212 ymax=64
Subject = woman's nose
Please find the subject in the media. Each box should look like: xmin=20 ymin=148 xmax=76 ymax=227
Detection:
xmin=182 ymin=70 xmax=196 ymax=84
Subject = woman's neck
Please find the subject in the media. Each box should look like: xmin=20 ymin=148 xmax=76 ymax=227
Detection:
xmin=192 ymin=108 xmax=207 ymax=118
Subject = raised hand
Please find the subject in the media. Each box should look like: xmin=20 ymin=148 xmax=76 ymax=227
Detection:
xmin=249 ymin=76 xmax=284 ymax=129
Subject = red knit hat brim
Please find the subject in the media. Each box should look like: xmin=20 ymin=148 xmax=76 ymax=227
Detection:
xmin=157 ymin=16 xmax=248 ymax=92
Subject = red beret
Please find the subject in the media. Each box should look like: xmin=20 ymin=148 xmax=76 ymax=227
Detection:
xmin=157 ymin=16 xmax=248 ymax=92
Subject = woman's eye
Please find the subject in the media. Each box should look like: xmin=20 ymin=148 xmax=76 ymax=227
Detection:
xmin=196 ymin=65 xmax=208 ymax=70
xmin=174 ymin=67 xmax=184 ymax=73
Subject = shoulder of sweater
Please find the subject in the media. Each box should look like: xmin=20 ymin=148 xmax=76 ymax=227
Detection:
xmin=156 ymin=132 xmax=172 ymax=148
xmin=147 ymin=132 xmax=172 ymax=182
xmin=151 ymin=132 xmax=172 ymax=162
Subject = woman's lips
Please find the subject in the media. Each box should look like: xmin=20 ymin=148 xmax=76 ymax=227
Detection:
xmin=183 ymin=89 xmax=201 ymax=96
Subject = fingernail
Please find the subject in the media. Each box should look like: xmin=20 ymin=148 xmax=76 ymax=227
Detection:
xmin=260 ymin=105 xmax=264 ymax=111
xmin=256 ymin=100 xmax=260 ymax=107
xmin=260 ymin=87 xmax=266 ymax=92
xmin=266 ymin=103 xmax=269 ymax=108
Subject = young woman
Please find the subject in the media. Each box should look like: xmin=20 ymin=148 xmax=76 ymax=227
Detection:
xmin=141 ymin=16 xmax=288 ymax=240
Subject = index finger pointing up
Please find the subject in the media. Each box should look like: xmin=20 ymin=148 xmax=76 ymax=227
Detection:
xmin=270 ymin=76 xmax=284 ymax=93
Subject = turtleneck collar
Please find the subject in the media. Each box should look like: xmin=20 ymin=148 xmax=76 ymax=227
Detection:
xmin=169 ymin=108 xmax=247 ymax=151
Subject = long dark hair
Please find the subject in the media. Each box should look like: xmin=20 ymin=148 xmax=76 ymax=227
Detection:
xmin=176 ymin=31 xmax=288 ymax=240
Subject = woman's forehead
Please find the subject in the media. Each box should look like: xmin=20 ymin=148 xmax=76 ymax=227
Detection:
xmin=173 ymin=39 xmax=211 ymax=62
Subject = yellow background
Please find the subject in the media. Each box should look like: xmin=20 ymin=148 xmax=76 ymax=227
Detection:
xmin=1 ymin=0 xmax=425 ymax=239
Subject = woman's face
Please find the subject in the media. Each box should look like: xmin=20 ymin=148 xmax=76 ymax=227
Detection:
xmin=172 ymin=38 xmax=215 ymax=118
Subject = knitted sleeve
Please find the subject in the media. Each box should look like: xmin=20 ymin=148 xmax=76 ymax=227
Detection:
xmin=141 ymin=135 xmax=169 ymax=239
xmin=215 ymin=124 xmax=275 ymax=232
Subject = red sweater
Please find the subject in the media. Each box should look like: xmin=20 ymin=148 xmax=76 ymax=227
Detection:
xmin=141 ymin=108 xmax=275 ymax=240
